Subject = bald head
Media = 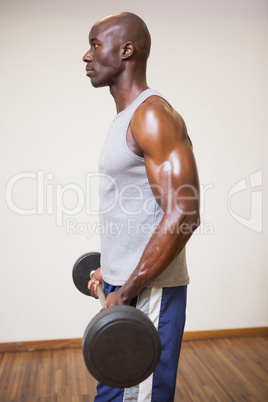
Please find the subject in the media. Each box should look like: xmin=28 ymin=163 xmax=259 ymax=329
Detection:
xmin=93 ymin=12 xmax=151 ymax=61
xmin=83 ymin=12 xmax=151 ymax=89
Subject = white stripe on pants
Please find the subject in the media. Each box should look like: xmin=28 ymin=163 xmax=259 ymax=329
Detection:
xmin=123 ymin=287 xmax=163 ymax=402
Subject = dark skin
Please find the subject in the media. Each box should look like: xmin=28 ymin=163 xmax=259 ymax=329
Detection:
xmin=83 ymin=13 xmax=200 ymax=307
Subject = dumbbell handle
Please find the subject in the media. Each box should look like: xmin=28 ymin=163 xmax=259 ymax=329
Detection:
xmin=90 ymin=270 xmax=106 ymax=307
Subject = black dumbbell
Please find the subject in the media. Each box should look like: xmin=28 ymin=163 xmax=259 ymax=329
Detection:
xmin=72 ymin=252 xmax=162 ymax=388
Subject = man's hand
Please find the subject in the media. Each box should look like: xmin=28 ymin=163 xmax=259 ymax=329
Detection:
xmin=88 ymin=267 xmax=102 ymax=299
xmin=105 ymin=290 xmax=130 ymax=308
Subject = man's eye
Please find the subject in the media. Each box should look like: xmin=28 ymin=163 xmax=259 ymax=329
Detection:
xmin=93 ymin=44 xmax=98 ymax=49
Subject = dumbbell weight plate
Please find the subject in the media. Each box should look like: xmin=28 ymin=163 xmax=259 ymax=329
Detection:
xmin=82 ymin=305 xmax=162 ymax=388
xmin=72 ymin=252 xmax=100 ymax=296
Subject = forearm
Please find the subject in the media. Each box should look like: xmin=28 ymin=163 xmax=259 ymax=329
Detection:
xmin=117 ymin=212 xmax=200 ymax=304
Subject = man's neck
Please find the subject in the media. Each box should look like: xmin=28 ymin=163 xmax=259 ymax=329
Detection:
xmin=110 ymin=79 xmax=149 ymax=114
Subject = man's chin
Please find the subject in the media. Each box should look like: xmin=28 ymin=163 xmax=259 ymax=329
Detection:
xmin=91 ymin=81 xmax=100 ymax=88
xmin=90 ymin=79 xmax=107 ymax=89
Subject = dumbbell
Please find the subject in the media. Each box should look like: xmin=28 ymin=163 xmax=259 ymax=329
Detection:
xmin=72 ymin=252 xmax=162 ymax=389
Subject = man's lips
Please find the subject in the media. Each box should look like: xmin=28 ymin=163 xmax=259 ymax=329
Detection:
xmin=86 ymin=66 xmax=94 ymax=76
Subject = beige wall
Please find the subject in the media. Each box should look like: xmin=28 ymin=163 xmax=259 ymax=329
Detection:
xmin=1 ymin=0 xmax=267 ymax=342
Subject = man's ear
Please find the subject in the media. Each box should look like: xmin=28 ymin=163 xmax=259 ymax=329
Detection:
xmin=121 ymin=41 xmax=134 ymax=59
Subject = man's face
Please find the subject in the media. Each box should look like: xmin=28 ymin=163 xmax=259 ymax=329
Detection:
xmin=83 ymin=21 xmax=123 ymax=88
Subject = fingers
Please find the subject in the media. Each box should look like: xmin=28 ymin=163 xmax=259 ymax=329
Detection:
xmin=88 ymin=279 xmax=100 ymax=299
xmin=93 ymin=267 xmax=103 ymax=282
xmin=88 ymin=267 xmax=103 ymax=299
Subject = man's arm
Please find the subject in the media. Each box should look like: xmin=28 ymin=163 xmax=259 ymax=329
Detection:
xmin=106 ymin=97 xmax=200 ymax=306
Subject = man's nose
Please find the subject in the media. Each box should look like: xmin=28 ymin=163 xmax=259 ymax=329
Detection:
xmin=83 ymin=50 xmax=93 ymax=63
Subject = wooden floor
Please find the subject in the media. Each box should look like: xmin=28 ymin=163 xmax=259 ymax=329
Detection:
xmin=0 ymin=336 xmax=267 ymax=401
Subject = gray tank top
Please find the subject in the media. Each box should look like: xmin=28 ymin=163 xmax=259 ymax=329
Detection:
xmin=98 ymin=88 xmax=189 ymax=287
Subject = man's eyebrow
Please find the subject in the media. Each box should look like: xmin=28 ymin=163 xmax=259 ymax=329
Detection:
xmin=89 ymin=37 xmax=99 ymax=43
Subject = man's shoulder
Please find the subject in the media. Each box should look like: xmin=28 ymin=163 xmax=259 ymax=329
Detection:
xmin=132 ymin=94 xmax=185 ymax=136
xmin=130 ymin=94 xmax=188 ymax=154
xmin=137 ymin=94 xmax=174 ymax=117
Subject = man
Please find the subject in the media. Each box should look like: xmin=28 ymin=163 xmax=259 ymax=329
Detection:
xmin=83 ymin=12 xmax=200 ymax=402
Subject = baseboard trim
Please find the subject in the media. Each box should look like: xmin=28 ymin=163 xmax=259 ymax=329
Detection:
xmin=1 ymin=327 xmax=267 ymax=353
xmin=0 ymin=338 xmax=82 ymax=353
xmin=182 ymin=326 xmax=268 ymax=341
